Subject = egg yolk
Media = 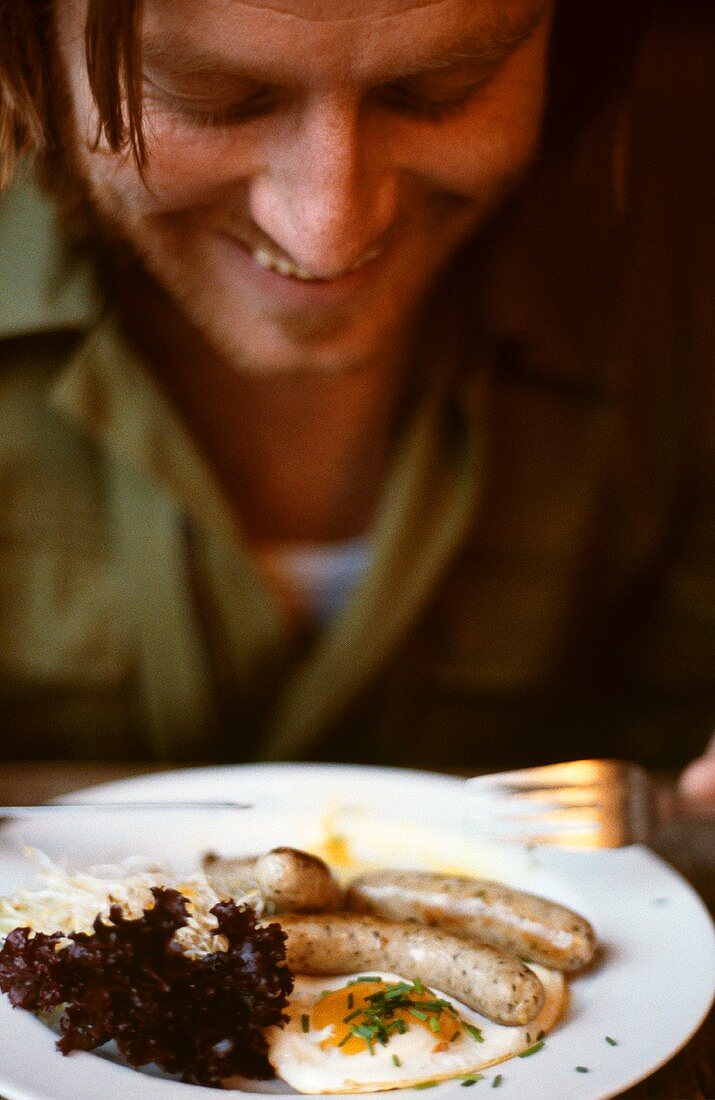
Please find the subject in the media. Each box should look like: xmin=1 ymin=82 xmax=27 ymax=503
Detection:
xmin=319 ymin=833 xmax=354 ymax=870
xmin=308 ymin=980 xmax=463 ymax=1055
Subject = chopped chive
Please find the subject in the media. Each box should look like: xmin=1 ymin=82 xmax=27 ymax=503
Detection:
xmin=460 ymin=1075 xmax=484 ymax=1087
xmin=353 ymin=1024 xmax=378 ymax=1040
xmin=492 ymin=1075 xmax=502 ymax=1088
xmin=410 ymin=1008 xmax=428 ymax=1021
xmin=575 ymin=1067 xmax=589 ymax=1074
xmin=605 ymin=1036 xmax=617 ymax=1046
xmin=429 ymin=1016 xmax=441 ymax=1033
xmin=518 ymin=1041 xmax=544 ymax=1058
xmin=347 ymin=993 xmax=354 ymax=1010
xmin=343 ymin=1009 xmax=363 ymax=1024
xmin=413 ymin=978 xmax=425 ymax=994
xmin=367 ymin=1040 xmax=375 ymax=1056
xmin=392 ymin=1054 xmax=402 ymax=1067
xmin=396 ymin=1019 xmax=408 ymax=1034
xmin=338 ymin=1032 xmax=352 ymax=1048
xmin=464 ymin=1024 xmax=484 ymax=1043
xmin=413 ymin=1081 xmax=438 ymax=1090
xmin=450 ymin=1030 xmax=460 ymax=1042
xmin=301 ymin=1014 xmax=310 ymax=1033
xmin=354 ymin=976 xmax=382 ymax=983
xmin=384 ymin=982 xmax=412 ymax=997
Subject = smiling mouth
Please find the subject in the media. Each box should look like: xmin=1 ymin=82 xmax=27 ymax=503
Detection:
xmin=236 ymin=239 xmax=384 ymax=282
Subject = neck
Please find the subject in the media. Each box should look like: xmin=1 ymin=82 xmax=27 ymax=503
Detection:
xmin=119 ymin=271 xmax=413 ymax=542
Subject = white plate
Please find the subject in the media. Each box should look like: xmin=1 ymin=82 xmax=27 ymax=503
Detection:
xmin=0 ymin=763 xmax=713 ymax=1100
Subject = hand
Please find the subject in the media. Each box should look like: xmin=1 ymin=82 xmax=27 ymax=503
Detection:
xmin=678 ymin=732 xmax=715 ymax=806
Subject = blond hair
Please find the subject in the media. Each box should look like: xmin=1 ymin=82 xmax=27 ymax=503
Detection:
xmin=0 ymin=0 xmax=145 ymax=190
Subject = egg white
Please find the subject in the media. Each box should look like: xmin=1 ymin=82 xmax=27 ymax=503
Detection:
xmin=267 ymin=970 xmax=566 ymax=1094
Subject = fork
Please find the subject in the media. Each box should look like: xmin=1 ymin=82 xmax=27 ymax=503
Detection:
xmin=0 ymin=764 xmax=708 ymax=850
xmin=463 ymin=758 xmax=704 ymax=849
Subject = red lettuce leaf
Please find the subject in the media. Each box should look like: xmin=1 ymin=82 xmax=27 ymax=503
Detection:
xmin=0 ymin=888 xmax=293 ymax=1086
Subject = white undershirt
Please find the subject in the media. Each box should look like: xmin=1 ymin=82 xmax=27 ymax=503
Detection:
xmin=255 ymin=536 xmax=371 ymax=623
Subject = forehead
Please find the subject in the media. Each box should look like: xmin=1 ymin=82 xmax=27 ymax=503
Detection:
xmin=142 ymin=0 xmax=547 ymax=35
xmin=142 ymin=0 xmax=549 ymax=76
xmin=216 ymin=0 xmax=475 ymax=15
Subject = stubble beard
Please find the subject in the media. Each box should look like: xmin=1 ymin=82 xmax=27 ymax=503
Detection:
xmin=69 ymin=174 xmax=413 ymax=376
xmin=47 ymin=119 xmax=534 ymax=380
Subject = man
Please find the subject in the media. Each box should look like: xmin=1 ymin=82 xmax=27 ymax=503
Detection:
xmin=0 ymin=0 xmax=714 ymax=800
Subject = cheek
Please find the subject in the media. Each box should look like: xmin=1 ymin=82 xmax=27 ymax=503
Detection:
xmin=142 ymin=117 xmax=261 ymax=206
xmin=82 ymin=117 xmax=260 ymax=218
xmin=409 ymin=112 xmax=540 ymax=202
xmin=406 ymin=41 xmax=550 ymax=199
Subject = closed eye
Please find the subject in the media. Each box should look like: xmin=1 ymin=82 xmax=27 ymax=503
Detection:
xmin=373 ymin=77 xmax=491 ymax=121
xmin=143 ymin=75 xmax=281 ymax=127
xmin=181 ymin=92 xmax=278 ymax=126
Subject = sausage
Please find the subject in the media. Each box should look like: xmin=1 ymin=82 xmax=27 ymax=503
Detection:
xmin=277 ymin=913 xmax=545 ymax=1026
xmin=256 ymin=847 xmax=343 ymax=912
xmin=345 ymin=870 xmax=595 ymax=972
xmin=203 ymin=847 xmax=343 ymax=913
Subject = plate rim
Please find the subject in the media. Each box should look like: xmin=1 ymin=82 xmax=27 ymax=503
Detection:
xmin=0 ymin=761 xmax=713 ymax=1100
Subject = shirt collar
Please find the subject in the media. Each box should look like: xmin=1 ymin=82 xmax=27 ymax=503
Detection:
xmin=49 ymin=312 xmax=239 ymax=541
xmin=0 ymin=168 xmax=101 ymax=341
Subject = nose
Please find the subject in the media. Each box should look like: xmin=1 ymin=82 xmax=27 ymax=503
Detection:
xmin=247 ymin=96 xmax=398 ymax=279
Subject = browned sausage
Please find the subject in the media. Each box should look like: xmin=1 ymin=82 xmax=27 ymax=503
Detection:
xmin=346 ymin=870 xmax=595 ymax=972
xmin=203 ymin=847 xmax=343 ymax=912
xmin=278 ymin=912 xmax=545 ymax=1026
xmin=256 ymin=847 xmax=343 ymax=912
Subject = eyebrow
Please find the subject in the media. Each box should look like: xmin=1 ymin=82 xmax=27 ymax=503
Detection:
xmin=141 ymin=5 xmax=549 ymax=86
xmin=383 ymin=8 xmax=548 ymax=78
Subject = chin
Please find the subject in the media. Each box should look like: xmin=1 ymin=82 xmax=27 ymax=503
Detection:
xmin=237 ymin=326 xmax=396 ymax=378
xmin=155 ymin=264 xmax=415 ymax=378
xmin=175 ymin=294 xmax=386 ymax=377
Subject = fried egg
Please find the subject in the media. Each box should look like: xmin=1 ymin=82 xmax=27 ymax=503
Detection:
xmin=267 ymin=971 xmax=566 ymax=1093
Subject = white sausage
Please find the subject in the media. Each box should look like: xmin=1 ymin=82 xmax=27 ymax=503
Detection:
xmin=346 ymin=870 xmax=595 ymax=972
xmin=256 ymin=847 xmax=343 ymax=912
xmin=278 ymin=912 xmax=545 ymax=1026
xmin=203 ymin=847 xmax=343 ymax=913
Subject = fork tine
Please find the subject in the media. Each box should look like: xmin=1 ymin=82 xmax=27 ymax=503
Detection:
xmin=463 ymin=759 xmax=654 ymax=848
xmin=462 ymin=798 xmax=606 ymax=821
xmin=468 ymin=759 xmax=635 ymax=793
xmin=479 ymin=805 xmax=616 ymax=822
xmin=490 ymin=788 xmax=617 ymax=808
xmin=477 ymin=828 xmax=605 ymax=849
xmin=469 ymin=813 xmax=629 ymax=849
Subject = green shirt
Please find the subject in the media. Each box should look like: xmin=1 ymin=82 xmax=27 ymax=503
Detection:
xmin=1 ymin=16 xmax=713 ymax=767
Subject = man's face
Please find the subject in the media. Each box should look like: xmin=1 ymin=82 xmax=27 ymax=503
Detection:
xmin=56 ymin=0 xmax=553 ymax=375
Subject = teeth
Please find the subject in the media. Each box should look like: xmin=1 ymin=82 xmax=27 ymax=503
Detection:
xmin=252 ymin=246 xmax=321 ymax=281
xmin=249 ymin=242 xmax=383 ymax=281
xmin=253 ymin=247 xmax=276 ymax=271
xmin=273 ymin=257 xmax=294 ymax=278
xmin=275 ymin=256 xmax=317 ymax=280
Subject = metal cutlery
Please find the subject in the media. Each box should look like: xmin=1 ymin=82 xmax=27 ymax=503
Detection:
xmin=464 ymin=758 xmax=703 ymax=849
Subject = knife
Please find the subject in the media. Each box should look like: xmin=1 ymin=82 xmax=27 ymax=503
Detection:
xmin=0 ymin=801 xmax=253 ymax=816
